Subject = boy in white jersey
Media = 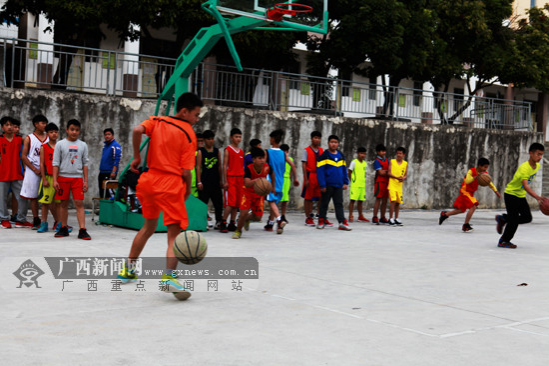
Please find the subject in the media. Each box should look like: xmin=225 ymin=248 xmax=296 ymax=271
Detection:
xmin=20 ymin=114 xmax=49 ymax=229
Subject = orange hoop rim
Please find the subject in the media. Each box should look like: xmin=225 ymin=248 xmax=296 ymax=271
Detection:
xmin=273 ymin=2 xmax=313 ymax=15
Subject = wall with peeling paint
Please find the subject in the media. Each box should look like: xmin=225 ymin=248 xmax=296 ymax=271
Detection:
xmin=1 ymin=88 xmax=543 ymax=211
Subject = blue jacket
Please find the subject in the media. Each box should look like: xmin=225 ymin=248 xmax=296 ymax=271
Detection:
xmin=100 ymin=139 xmax=122 ymax=173
xmin=316 ymin=150 xmax=349 ymax=189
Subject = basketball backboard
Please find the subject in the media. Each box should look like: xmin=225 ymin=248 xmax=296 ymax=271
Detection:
xmin=215 ymin=0 xmax=328 ymax=33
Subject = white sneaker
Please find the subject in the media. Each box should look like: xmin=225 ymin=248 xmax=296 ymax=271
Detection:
xmin=338 ymin=220 xmax=352 ymax=231
xmin=395 ymin=219 xmax=403 ymax=226
xmin=388 ymin=218 xmax=396 ymax=226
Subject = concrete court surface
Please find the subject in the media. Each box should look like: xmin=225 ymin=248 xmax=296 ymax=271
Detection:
xmin=1 ymin=209 xmax=548 ymax=366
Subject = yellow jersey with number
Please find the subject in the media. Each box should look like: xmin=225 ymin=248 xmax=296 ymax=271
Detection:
xmin=388 ymin=159 xmax=407 ymax=192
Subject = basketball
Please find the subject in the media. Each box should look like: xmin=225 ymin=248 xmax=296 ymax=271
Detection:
xmin=540 ymin=197 xmax=549 ymax=216
xmin=254 ymin=178 xmax=272 ymax=196
xmin=477 ymin=172 xmax=491 ymax=187
xmin=173 ymin=231 xmax=208 ymax=265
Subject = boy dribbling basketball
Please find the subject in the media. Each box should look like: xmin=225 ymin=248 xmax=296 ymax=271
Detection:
xmin=232 ymin=147 xmax=274 ymax=239
xmin=118 ymin=93 xmax=203 ymax=299
xmin=439 ymin=158 xmax=500 ymax=232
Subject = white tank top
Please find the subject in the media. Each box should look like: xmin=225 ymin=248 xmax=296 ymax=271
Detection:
xmin=27 ymin=133 xmax=49 ymax=168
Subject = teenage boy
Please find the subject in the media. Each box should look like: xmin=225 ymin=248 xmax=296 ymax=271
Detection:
xmin=302 ymin=131 xmax=326 ymax=227
xmin=197 ymin=129 xmax=224 ymax=229
xmin=52 ymin=119 xmax=90 ymax=239
xmin=316 ymin=135 xmax=351 ymax=231
xmin=98 ymin=128 xmax=122 ymax=198
xmin=221 ymin=128 xmax=244 ymax=232
xmin=20 ymin=114 xmax=49 ymax=229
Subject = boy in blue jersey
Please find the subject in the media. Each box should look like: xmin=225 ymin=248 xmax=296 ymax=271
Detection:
xmin=264 ymin=130 xmax=299 ymax=234
xmin=317 ymin=135 xmax=351 ymax=231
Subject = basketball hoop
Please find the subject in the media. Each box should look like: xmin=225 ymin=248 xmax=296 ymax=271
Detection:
xmin=266 ymin=3 xmax=313 ymax=22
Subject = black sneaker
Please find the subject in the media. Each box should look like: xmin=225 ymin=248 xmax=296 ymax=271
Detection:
xmin=264 ymin=222 xmax=274 ymax=231
xmin=439 ymin=211 xmax=448 ymax=225
xmin=227 ymin=221 xmax=237 ymax=231
xmin=388 ymin=218 xmax=396 ymax=226
xmin=495 ymin=215 xmax=506 ymax=235
xmin=214 ymin=221 xmax=221 ymax=230
xmin=462 ymin=223 xmax=474 ymax=233
xmin=220 ymin=220 xmax=228 ymax=233
xmin=281 ymin=215 xmax=289 ymax=224
xmin=498 ymin=239 xmax=516 ymax=249
xmin=32 ymin=217 xmax=41 ymax=230
xmin=54 ymin=226 xmax=70 ymax=237
xmin=78 ymin=228 xmax=91 ymax=240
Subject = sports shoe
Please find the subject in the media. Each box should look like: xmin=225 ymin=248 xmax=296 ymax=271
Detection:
xmin=1 ymin=220 xmax=12 ymax=229
xmin=324 ymin=219 xmax=334 ymax=228
xmin=462 ymin=223 xmax=474 ymax=233
xmin=379 ymin=217 xmax=389 ymax=225
xmin=439 ymin=211 xmax=448 ymax=225
xmin=495 ymin=215 xmax=506 ymax=235
xmin=276 ymin=219 xmax=286 ymax=234
xmin=117 ymin=264 xmax=138 ymax=283
xmin=232 ymin=230 xmax=242 ymax=239
xmin=160 ymin=272 xmax=191 ymax=300
xmin=31 ymin=217 xmax=41 ymax=230
xmin=372 ymin=216 xmax=379 ymax=225
xmin=15 ymin=221 xmax=32 ymax=228
xmin=338 ymin=220 xmax=352 ymax=231
xmin=78 ymin=228 xmax=91 ymax=240
xmin=227 ymin=221 xmax=237 ymax=231
xmin=264 ymin=222 xmax=274 ymax=231
xmin=357 ymin=216 xmax=370 ymax=223
xmin=388 ymin=218 xmax=396 ymax=226
xmin=395 ymin=219 xmax=403 ymax=226
xmin=37 ymin=222 xmax=48 ymax=233
xmin=220 ymin=220 xmax=228 ymax=233
xmin=54 ymin=226 xmax=70 ymax=237
xmin=317 ymin=218 xmax=326 ymax=229
xmin=54 ymin=222 xmax=73 ymax=232
xmin=214 ymin=221 xmax=221 ymax=230
xmin=281 ymin=215 xmax=289 ymax=224
xmin=305 ymin=217 xmax=316 ymax=227
xmin=349 ymin=215 xmax=354 ymax=223
xmin=498 ymin=239 xmax=517 ymax=249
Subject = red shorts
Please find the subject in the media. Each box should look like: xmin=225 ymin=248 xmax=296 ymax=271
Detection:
xmin=55 ymin=177 xmax=84 ymax=200
xmin=225 ymin=175 xmax=244 ymax=208
xmin=453 ymin=192 xmax=478 ymax=213
xmin=301 ymin=172 xmax=321 ymax=201
xmin=136 ymin=170 xmax=188 ymax=230
xmin=240 ymin=190 xmax=264 ymax=218
xmin=374 ymin=180 xmax=389 ymax=198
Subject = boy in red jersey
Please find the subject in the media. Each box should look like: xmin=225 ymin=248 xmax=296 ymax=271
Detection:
xmin=301 ymin=131 xmax=329 ymax=227
xmin=0 ymin=117 xmax=25 ymax=229
xmin=439 ymin=157 xmax=500 ymax=232
xmin=117 ymin=93 xmax=203 ymax=300
xmin=232 ymin=147 xmax=275 ymax=239
xmin=221 ymin=128 xmax=244 ymax=233
xmin=372 ymin=144 xmax=389 ymax=225
xmin=36 ymin=123 xmax=60 ymax=233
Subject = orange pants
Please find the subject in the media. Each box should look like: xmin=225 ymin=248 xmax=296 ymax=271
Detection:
xmin=136 ymin=170 xmax=188 ymax=230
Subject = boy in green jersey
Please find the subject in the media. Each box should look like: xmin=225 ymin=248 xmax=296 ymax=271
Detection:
xmin=348 ymin=147 xmax=369 ymax=222
xmin=495 ymin=143 xmax=545 ymax=248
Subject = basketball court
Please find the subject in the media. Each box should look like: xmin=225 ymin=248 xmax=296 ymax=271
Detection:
xmin=1 ymin=209 xmax=548 ymax=365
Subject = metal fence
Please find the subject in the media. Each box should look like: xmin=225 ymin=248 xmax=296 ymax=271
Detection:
xmin=1 ymin=37 xmax=533 ymax=130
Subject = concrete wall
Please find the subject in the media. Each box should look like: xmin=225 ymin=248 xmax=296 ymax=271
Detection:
xmin=1 ymin=87 xmax=544 ymax=210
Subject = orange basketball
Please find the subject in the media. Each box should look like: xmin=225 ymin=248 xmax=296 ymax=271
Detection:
xmin=254 ymin=178 xmax=272 ymax=196
xmin=477 ymin=172 xmax=491 ymax=187
xmin=540 ymin=197 xmax=549 ymax=216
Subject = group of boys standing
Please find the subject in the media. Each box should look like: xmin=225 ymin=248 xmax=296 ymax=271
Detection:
xmin=0 ymin=115 xmax=91 ymax=240
xmin=194 ymin=126 xmax=411 ymax=239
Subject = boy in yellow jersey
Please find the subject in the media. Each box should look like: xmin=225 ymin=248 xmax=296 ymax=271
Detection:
xmin=495 ymin=143 xmax=545 ymax=248
xmin=348 ymin=147 xmax=369 ymax=222
xmin=439 ymin=158 xmax=501 ymax=232
xmin=387 ymin=147 xmax=407 ymax=226
xmin=279 ymin=144 xmax=295 ymax=224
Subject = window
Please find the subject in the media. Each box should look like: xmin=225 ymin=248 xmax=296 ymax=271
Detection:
xmin=413 ymin=81 xmax=422 ymax=107
xmin=368 ymin=76 xmax=376 ymax=100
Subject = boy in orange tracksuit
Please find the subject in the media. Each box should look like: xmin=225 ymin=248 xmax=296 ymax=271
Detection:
xmin=118 ymin=93 xmax=203 ymax=300
xmin=439 ymin=157 xmax=500 ymax=232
